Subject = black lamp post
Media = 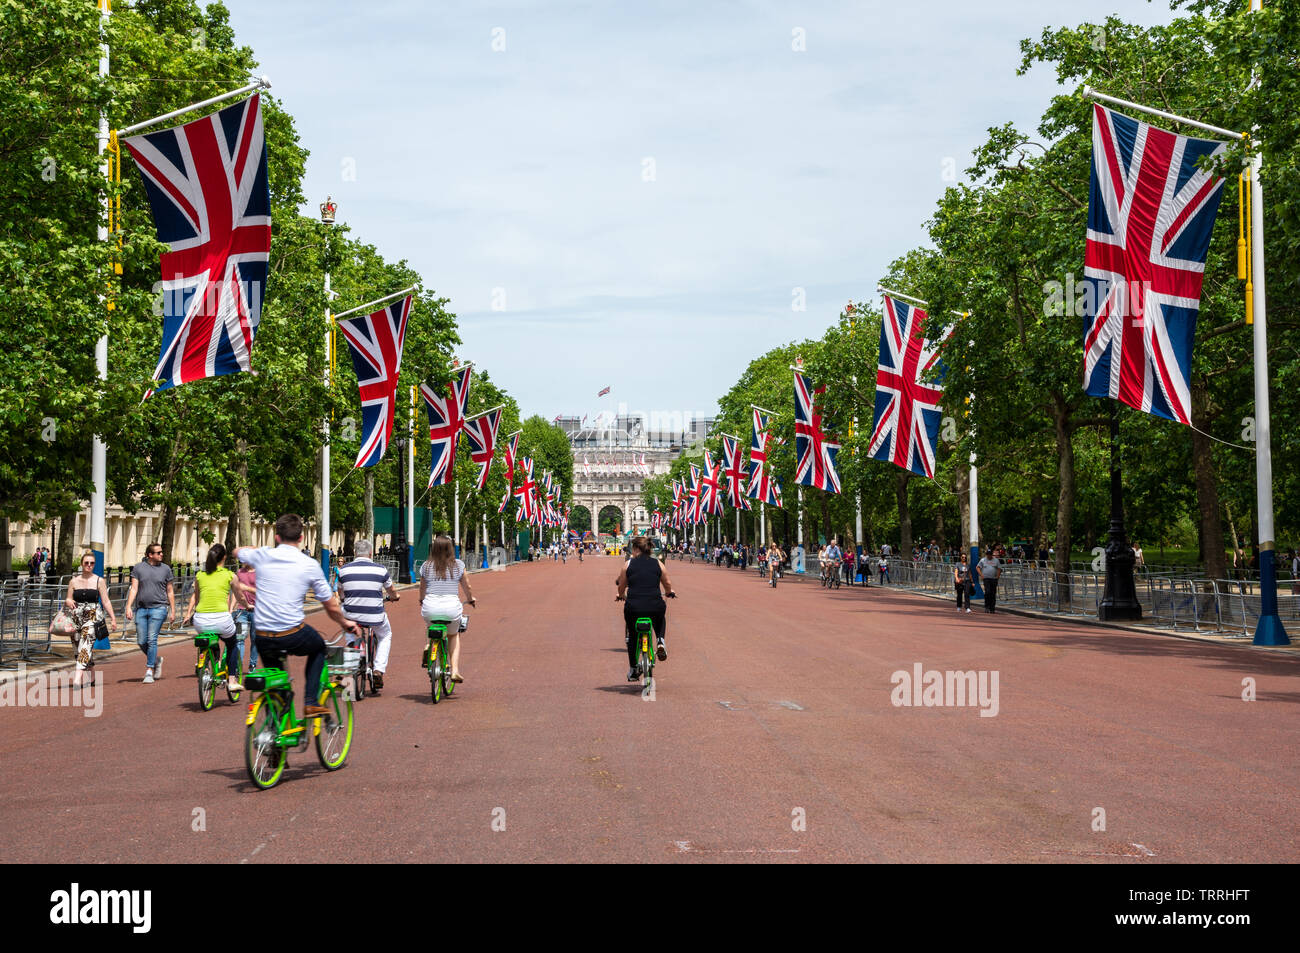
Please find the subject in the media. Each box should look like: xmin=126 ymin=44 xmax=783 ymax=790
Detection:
xmin=1098 ymin=403 xmax=1142 ymax=621
xmin=394 ymin=435 xmax=411 ymax=583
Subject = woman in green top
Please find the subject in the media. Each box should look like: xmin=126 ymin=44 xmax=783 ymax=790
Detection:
xmin=184 ymin=543 xmax=248 ymax=691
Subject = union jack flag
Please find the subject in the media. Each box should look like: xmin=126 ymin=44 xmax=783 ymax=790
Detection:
xmin=745 ymin=409 xmax=782 ymax=507
xmin=503 ymin=431 xmax=520 ymax=488
xmin=123 ymin=94 xmax=271 ymax=393
xmin=513 ymin=457 xmax=537 ymax=524
xmin=497 ymin=484 xmax=512 ymax=515
xmin=1083 ymin=104 xmax=1226 ymax=424
xmin=463 ymin=407 xmax=503 ymax=490
xmin=651 ymin=511 xmax=663 ymax=531
xmin=597 ymin=385 xmax=611 ymax=397
xmin=868 ymin=295 xmax=947 ymax=478
xmin=720 ymin=435 xmax=752 ymax=510
xmin=336 ymin=295 xmax=411 ymax=468
xmin=698 ymin=451 xmax=725 ymax=516
xmin=794 ymin=371 xmax=841 ymax=492
xmin=420 ymin=365 xmax=472 ymax=487
xmin=686 ymin=464 xmax=703 ymax=523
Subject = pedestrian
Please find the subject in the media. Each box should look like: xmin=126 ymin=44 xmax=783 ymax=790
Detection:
xmin=233 ymin=557 xmax=258 ymax=671
xmin=976 ymin=546 xmax=1002 ymax=613
xmin=953 ymin=555 xmax=973 ymax=613
xmin=124 ymin=541 xmax=175 ymax=683
xmin=878 ymin=551 xmax=890 ymax=584
xmin=64 ymin=552 xmax=117 ymax=688
xmin=1133 ymin=541 xmax=1145 ymax=570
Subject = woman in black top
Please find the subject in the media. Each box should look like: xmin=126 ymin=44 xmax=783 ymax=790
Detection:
xmin=616 ymin=536 xmax=676 ymax=681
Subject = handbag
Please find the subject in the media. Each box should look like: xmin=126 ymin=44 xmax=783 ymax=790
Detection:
xmin=49 ymin=609 xmax=76 ymax=637
xmin=94 ymin=619 xmax=111 ymax=650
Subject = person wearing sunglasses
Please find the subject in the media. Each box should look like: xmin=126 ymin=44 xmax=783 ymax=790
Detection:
xmin=125 ymin=543 xmax=175 ymax=684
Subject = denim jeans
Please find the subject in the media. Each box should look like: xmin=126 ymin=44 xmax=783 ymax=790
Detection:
xmin=134 ymin=605 xmax=167 ymax=668
xmin=233 ymin=609 xmax=258 ymax=669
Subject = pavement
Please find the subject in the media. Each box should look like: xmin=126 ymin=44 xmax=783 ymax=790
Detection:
xmin=1 ymin=554 xmax=1297 ymax=863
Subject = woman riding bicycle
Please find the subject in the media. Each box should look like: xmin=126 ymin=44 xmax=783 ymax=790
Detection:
xmin=615 ymin=535 xmax=674 ymax=681
xmin=419 ymin=535 xmax=476 ymax=683
xmin=184 ymin=543 xmax=247 ymax=692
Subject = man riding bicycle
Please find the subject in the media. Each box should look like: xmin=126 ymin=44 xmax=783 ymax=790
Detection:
xmin=236 ymin=513 xmax=359 ymax=719
xmin=822 ymin=538 xmax=843 ymax=586
xmin=337 ymin=539 xmax=399 ymax=690
xmin=615 ymin=535 xmax=675 ymax=681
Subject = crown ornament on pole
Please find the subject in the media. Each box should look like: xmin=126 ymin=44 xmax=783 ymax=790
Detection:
xmin=320 ymin=196 xmax=337 ymax=224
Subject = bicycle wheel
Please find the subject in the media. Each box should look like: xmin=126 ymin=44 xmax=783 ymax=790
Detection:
xmin=639 ymin=649 xmax=652 ymax=687
xmin=245 ymin=694 xmax=286 ymax=789
xmin=441 ymin=638 xmax=455 ymax=697
xmin=225 ymin=652 xmax=242 ymax=704
xmin=366 ymin=633 xmax=379 ymax=695
xmin=429 ymin=640 xmax=442 ymax=704
xmin=198 ymin=651 xmax=216 ymax=711
xmin=314 ymin=683 xmax=353 ymax=770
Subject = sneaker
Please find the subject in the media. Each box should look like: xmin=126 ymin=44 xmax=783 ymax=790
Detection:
xmin=373 ymin=673 xmax=384 ymax=690
xmin=143 ymin=668 xmax=154 ymax=684
xmin=459 ymin=616 xmax=469 ymax=632
xmin=656 ymin=640 xmax=667 ymax=662
xmin=154 ymin=657 xmax=163 ymax=679
xmin=965 ymin=608 xmax=971 ymax=613
xmin=227 ymin=679 xmax=243 ymax=692
xmin=627 ymin=667 xmax=638 ymax=682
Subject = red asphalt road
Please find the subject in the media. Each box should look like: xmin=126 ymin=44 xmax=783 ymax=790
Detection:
xmin=2 ymin=556 xmax=1298 ymax=863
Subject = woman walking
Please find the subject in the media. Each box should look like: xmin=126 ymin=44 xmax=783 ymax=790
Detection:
xmin=64 ymin=552 xmax=118 ymax=688
xmin=183 ymin=543 xmax=246 ymax=692
xmin=954 ymin=555 xmax=973 ymax=612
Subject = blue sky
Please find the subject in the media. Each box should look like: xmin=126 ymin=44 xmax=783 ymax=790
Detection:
xmin=220 ymin=0 xmax=1177 ymax=422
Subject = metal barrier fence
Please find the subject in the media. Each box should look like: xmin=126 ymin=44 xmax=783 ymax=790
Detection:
xmin=875 ymin=560 xmax=1299 ymax=639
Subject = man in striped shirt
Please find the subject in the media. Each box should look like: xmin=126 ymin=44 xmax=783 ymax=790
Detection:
xmin=337 ymin=539 xmax=400 ymax=689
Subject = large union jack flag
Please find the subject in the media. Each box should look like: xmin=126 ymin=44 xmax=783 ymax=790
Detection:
xmin=513 ymin=457 xmax=538 ymax=524
xmin=420 ymin=365 xmax=472 ymax=487
xmin=721 ymin=435 xmax=751 ymax=510
xmin=336 ymin=295 xmax=411 ymax=468
xmin=686 ymin=465 xmax=702 ymax=524
xmin=123 ymin=94 xmax=271 ymax=393
xmin=698 ymin=451 xmax=725 ymax=517
xmin=1083 ymin=103 xmax=1226 ymax=424
xmin=868 ymin=295 xmax=947 ymax=478
xmin=794 ymin=371 xmax=841 ymax=492
xmin=463 ymin=407 xmax=503 ymax=490
xmin=745 ymin=409 xmax=782 ymax=507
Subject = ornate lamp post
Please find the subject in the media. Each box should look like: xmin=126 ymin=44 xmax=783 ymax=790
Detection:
xmin=318 ymin=196 xmax=337 ymax=579
xmin=394 ymin=434 xmax=410 ymax=583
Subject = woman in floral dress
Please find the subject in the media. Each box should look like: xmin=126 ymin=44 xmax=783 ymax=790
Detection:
xmin=64 ymin=552 xmax=118 ymax=687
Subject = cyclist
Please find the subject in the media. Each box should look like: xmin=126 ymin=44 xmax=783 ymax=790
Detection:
xmin=235 ymin=514 xmax=359 ymax=719
xmin=337 ymin=539 xmax=400 ymax=690
xmin=615 ymin=535 xmax=674 ymax=681
xmin=824 ymin=538 xmax=843 ymax=587
xmin=183 ymin=542 xmax=247 ymax=692
xmin=766 ymin=542 xmax=784 ymax=588
xmin=419 ymin=534 xmax=477 ymax=683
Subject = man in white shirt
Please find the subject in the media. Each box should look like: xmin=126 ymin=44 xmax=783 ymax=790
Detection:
xmin=236 ymin=513 xmax=359 ymax=718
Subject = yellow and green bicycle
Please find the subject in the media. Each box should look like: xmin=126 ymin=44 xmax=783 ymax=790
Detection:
xmin=243 ymin=638 xmax=355 ymax=790
xmin=194 ymin=631 xmax=240 ymax=711
xmin=422 ymin=620 xmax=456 ymax=704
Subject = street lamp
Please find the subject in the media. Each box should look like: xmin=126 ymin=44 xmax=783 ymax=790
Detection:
xmin=318 ymin=196 xmax=337 ymax=580
xmin=394 ymin=435 xmax=411 ymax=583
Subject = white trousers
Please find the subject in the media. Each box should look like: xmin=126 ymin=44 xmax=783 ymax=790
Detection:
xmin=192 ymin=611 xmax=236 ymax=638
xmin=421 ymin=594 xmax=463 ymax=623
xmin=348 ymin=616 xmax=393 ymax=673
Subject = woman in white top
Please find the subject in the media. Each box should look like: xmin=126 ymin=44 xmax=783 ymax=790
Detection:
xmin=419 ymin=535 xmax=477 ymax=682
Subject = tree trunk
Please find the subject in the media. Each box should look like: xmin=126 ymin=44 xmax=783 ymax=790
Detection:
xmin=1051 ymin=396 xmax=1076 ymax=601
xmin=222 ymin=504 xmax=238 ymax=560
xmin=160 ymin=502 xmax=178 ymax=566
xmin=1225 ymin=502 xmax=1240 ymax=554
xmin=363 ymin=469 xmax=375 ymax=545
xmin=1032 ymin=493 xmax=1046 ymax=545
xmin=935 ymin=510 xmax=945 ymax=551
xmin=820 ymin=494 xmax=831 ymax=544
xmin=956 ymin=465 xmax=970 ymax=549
xmin=1190 ymin=384 xmax=1227 ymax=579
xmin=56 ymin=506 xmax=78 ymax=576
xmin=781 ymin=507 xmax=790 ymax=550
xmin=895 ymin=471 xmax=912 ymax=557
xmin=312 ymin=451 xmax=323 ymax=559
xmin=1083 ymin=506 xmax=1096 ymax=550
xmin=235 ymin=438 xmax=252 ymax=548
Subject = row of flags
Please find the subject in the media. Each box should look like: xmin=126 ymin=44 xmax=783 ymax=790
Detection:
xmin=122 ymin=93 xmax=1227 ymax=510
xmin=582 ymin=453 xmax=648 ymax=476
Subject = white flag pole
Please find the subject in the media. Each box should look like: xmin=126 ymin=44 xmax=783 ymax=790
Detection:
xmin=92 ymin=0 xmax=110 ymax=575
xmin=407 ymin=385 xmax=415 ymax=580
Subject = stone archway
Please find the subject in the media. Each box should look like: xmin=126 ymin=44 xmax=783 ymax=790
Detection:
xmin=597 ymin=503 xmax=625 ymax=536
xmin=569 ymin=505 xmax=592 ymax=534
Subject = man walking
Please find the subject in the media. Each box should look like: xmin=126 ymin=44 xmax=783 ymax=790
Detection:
xmin=976 ymin=545 xmax=1002 ymax=614
xmin=125 ymin=542 xmax=175 ymax=683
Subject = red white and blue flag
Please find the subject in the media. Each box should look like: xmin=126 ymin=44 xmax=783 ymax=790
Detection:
xmin=420 ymin=365 xmax=472 ymax=487
xmin=868 ymin=295 xmax=947 ymax=478
xmin=597 ymin=385 xmax=611 ymax=397
xmin=794 ymin=371 xmax=841 ymax=493
xmin=503 ymin=431 xmax=520 ymax=488
xmin=513 ymin=457 xmax=538 ymax=524
xmin=686 ymin=464 xmax=703 ymax=523
xmin=123 ymin=94 xmax=271 ymax=393
xmin=699 ymin=451 xmax=725 ymax=516
xmin=1083 ymin=104 xmax=1226 ymax=425
xmin=336 ymin=295 xmax=412 ymax=468
xmin=463 ymin=407 xmax=503 ymax=491
xmin=746 ymin=409 xmax=782 ymax=507
xmin=721 ymin=434 xmax=752 ymax=510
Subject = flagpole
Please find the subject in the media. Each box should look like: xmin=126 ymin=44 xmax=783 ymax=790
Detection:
xmin=321 ymin=238 xmax=333 ymax=580
xmin=454 ymin=482 xmax=460 ymax=559
xmin=117 ymin=77 xmax=271 ymax=136
xmin=406 ymin=384 xmax=415 ymax=582
xmin=332 ymin=285 xmax=417 ymax=321
xmin=92 ymin=0 xmax=110 ymax=576
xmin=968 ymin=451 xmax=983 ymax=600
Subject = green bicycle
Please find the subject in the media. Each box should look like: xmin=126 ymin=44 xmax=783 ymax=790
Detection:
xmin=243 ymin=639 xmax=355 ymax=790
xmin=194 ymin=632 xmax=240 ymax=711
xmin=633 ymin=617 xmax=655 ymax=689
xmin=422 ymin=621 xmax=455 ymax=704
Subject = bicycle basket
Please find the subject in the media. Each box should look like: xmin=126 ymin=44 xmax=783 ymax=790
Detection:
xmin=244 ymin=667 xmax=291 ymax=692
xmin=193 ymin=633 xmax=221 ymax=649
xmin=326 ymin=645 xmax=361 ymax=674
